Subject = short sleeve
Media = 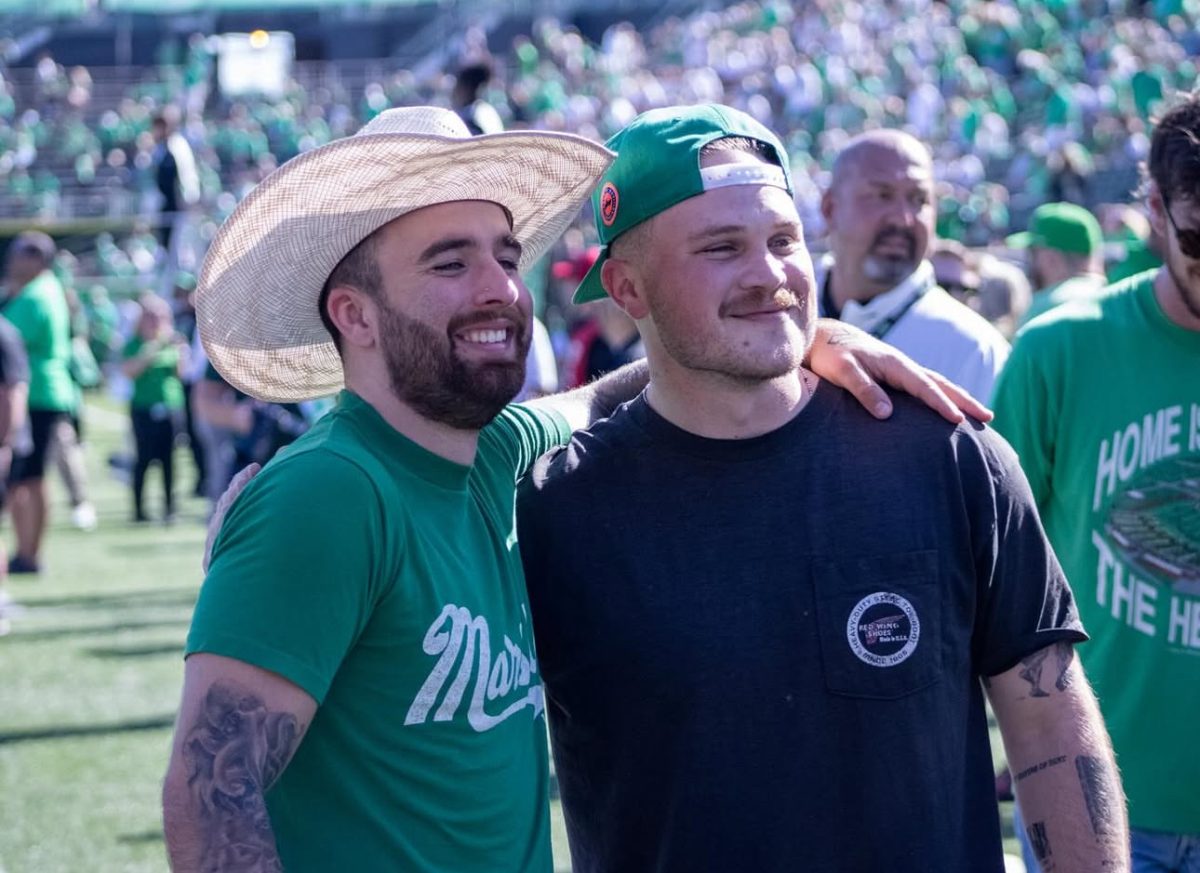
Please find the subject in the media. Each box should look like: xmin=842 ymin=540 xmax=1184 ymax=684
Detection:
xmin=478 ymin=403 xmax=572 ymax=480
xmin=186 ymin=450 xmax=387 ymax=704
xmin=990 ymin=327 xmax=1059 ymax=508
xmin=958 ymin=426 xmax=1087 ymax=677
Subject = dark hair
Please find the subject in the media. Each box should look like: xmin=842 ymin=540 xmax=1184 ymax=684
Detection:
xmin=699 ymin=135 xmax=781 ymax=167
xmin=1148 ymin=95 xmax=1200 ymax=204
xmin=11 ymin=230 xmax=56 ymax=264
xmin=318 ymin=230 xmax=382 ymax=353
xmin=455 ymin=63 xmax=493 ymax=96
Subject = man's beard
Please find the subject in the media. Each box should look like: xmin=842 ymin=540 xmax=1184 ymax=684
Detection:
xmin=862 ymin=228 xmax=920 ymax=286
xmin=378 ymin=303 xmax=531 ymax=431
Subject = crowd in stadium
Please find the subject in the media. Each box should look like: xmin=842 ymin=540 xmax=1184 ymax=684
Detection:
xmin=0 ymin=0 xmax=1198 ymax=870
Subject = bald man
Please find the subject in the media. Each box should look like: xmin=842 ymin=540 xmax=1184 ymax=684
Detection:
xmin=819 ymin=130 xmax=1010 ymax=401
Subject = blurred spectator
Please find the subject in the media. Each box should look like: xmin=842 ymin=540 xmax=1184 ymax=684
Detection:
xmin=1 ymin=231 xmax=78 ymax=573
xmin=0 ymin=313 xmax=29 ymax=634
xmin=1099 ymin=202 xmax=1164 ymax=284
xmin=818 ymin=129 xmax=1009 ymax=401
xmin=121 ymin=294 xmax=187 ymax=523
xmin=453 ymin=62 xmax=504 ymax=136
xmin=553 ymin=247 xmax=644 ymax=388
xmin=1007 ymin=202 xmax=1107 ymax=327
xmin=151 ymin=107 xmax=199 ymax=260
xmin=973 ymin=255 xmax=1033 ymax=340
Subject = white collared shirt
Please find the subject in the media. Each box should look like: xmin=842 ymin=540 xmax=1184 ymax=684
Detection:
xmin=818 ymin=257 xmax=1011 ymax=403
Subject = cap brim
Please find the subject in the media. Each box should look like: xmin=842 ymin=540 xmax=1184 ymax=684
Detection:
xmin=1005 ymin=231 xmax=1036 ymax=248
xmin=572 ymin=248 xmax=610 ymax=304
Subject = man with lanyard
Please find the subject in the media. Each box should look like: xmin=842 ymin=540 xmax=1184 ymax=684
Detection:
xmin=520 ymin=104 xmax=1126 ymax=873
xmin=819 ymin=129 xmax=1010 ymax=401
xmin=167 ymin=106 xmax=984 ymax=872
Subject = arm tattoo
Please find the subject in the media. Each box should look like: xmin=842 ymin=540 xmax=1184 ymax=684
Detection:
xmin=1026 ymin=821 xmax=1057 ymax=871
xmin=1015 ymin=754 xmax=1067 ymax=782
xmin=183 ymin=681 xmax=301 ymax=872
xmin=1053 ymin=642 xmax=1074 ymax=692
xmin=1018 ymin=647 xmax=1052 ymax=697
xmin=1075 ymin=755 xmax=1119 ymax=838
xmin=1017 ymin=642 xmax=1076 ymax=698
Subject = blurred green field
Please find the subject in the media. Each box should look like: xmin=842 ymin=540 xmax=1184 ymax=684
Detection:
xmin=0 ymin=396 xmax=1019 ymax=872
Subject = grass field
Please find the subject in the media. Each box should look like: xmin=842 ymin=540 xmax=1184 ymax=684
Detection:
xmin=0 ymin=396 xmax=1020 ymax=872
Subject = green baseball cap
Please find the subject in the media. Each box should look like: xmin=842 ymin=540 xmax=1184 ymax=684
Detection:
xmin=573 ymin=104 xmax=794 ymax=304
xmin=1006 ymin=202 xmax=1102 ymax=255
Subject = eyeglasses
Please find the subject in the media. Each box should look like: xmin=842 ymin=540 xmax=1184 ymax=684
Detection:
xmin=1163 ymin=193 xmax=1200 ymax=260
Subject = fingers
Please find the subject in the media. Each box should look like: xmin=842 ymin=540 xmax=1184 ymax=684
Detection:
xmin=832 ymin=360 xmax=894 ymax=419
xmin=202 ymin=463 xmax=262 ymax=574
xmin=926 ymin=370 xmax=993 ymax=422
xmin=890 ymin=365 xmax=964 ymax=424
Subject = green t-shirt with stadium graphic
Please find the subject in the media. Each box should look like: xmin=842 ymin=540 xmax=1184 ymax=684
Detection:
xmin=3 ymin=271 xmax=76 ymax=412
xmin=189 ymin=391 xmax=571 ymax=872
xmin=122 ymin=336 xmax=184 ymax=410
xmin=992 ymin=271 xmax=1200 ymax=834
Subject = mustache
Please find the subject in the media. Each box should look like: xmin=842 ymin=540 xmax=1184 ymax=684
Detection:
xmin=870 ymin=228 xmax=917 ymax=254
xmin=720 ymin=287 xmax=804 ymax=317
xmin=446 ymin=307 xmax=529 ymax=336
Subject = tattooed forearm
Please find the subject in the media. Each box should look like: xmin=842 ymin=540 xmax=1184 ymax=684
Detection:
xmin=182 ymin=682 xmax=301 ymax=872
xmin=1026 ymin=821 xmax=1057 ymax=871
xmin=1076 ymin=755 xmax=1120 ymax=838
xmin=1015 ymin=754 xmax=1068 ymax=782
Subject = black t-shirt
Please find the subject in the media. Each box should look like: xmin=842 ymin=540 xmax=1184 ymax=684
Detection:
xmin=517 ymin=383 xmax=1086 ymax=873
xmin=0 ymin=315 xmax=30 ymax=387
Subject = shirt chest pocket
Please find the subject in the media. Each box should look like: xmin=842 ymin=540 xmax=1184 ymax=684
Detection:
xmin=812 ymin=550 xmax=943 ymax=700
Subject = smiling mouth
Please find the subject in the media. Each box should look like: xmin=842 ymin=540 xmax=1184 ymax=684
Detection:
xmin=457 ymin=327 xmax=511 ymax=345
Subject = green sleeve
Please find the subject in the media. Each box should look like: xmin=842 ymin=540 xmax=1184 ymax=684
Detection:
xmin=3 ymin=296 xmax=41 ymax=351
xmin=479 ymin=403 xmax=572 ymax=480
xmin=990 ymin=329 xmax=1059 ymax=509
xmin=186 ymin=450 xmax=387 ymax=704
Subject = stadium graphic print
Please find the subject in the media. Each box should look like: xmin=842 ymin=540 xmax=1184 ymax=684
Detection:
xmin=1090 ymin=402 xmax=1200 ymax=651
xmin=1104 ymin=456 xmax=1200 ymax=596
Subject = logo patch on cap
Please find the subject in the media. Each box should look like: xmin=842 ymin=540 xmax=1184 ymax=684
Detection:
xmin=846 ymin=592 xmax=920 ymax=667
xmin=600 ymin=181 xmax=619 ymax=227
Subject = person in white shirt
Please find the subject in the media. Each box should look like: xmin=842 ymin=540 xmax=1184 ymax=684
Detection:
xmin=818 ymin=130 xmax=1010 ymax=401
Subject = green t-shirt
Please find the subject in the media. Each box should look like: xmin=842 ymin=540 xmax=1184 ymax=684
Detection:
xmin=1018 ymin=274 xmax=1107 ymax=328
xmin=189 ymin=391 xmax=571 ymax=872
xmin=992 ymin=272 xmax=1200 ymax=833
xmin=2 ymin=271 xmax=76 ymax=412
xmin=122 ymin=336 xmax=183 ymax=410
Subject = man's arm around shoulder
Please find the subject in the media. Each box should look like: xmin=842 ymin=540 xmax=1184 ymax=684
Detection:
xmin=985 ymin=643 xmax=1129 ymax=872
xmin=163 ymin=653 xmax=316 ymax=872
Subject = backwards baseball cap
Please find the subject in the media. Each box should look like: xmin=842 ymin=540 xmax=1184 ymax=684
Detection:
xmin=1006 ymin=202 xmax=1102 ymax=255
xmin=573 ymin=104 xmax=794 ymax=304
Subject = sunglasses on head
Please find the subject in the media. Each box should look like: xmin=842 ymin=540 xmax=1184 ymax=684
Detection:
xmin=1163 ymin=193 xmax=1200 ymax=259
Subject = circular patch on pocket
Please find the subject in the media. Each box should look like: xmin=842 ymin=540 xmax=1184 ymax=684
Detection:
xmin=846 ymin=592 xmax=920 ymax=667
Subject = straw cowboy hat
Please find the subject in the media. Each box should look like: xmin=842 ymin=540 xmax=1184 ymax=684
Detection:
xmin=196 ymin=106 xmax=614 ymax=402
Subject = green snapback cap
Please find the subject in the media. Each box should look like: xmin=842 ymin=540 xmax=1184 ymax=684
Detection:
xmin=573 ymin=104 xmax=793 ymax=304
xmin=1006 ymin=202 xmax=1102 ymax=255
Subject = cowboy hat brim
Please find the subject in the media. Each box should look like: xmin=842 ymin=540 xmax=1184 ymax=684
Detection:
xmin=197 ymin=128 xmax=613 ymax=402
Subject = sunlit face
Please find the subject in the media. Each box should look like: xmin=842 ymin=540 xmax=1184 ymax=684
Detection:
xmin=629 ymin=151 xmax=816 ymax=383
xmin=368 ymin=202 xmax=533 ymax=430
xmin=824 ymin=144 xmax=936 ymax=296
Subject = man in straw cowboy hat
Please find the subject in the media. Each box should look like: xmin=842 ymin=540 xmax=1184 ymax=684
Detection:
xmin=162 ymin=106 xmax=987 ymax=872
xmin=517 ymin=104 xmax=1127 ymax=872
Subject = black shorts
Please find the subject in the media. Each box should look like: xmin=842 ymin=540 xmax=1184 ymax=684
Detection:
xmin=9 ymin=408 xmax=69 ymax=485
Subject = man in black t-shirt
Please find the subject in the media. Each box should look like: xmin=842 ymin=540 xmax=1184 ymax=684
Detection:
xmin=0 ymin=314 xmax=29 ymax=633
xmin=518 ymin=106 xmax=1127 ymax=873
